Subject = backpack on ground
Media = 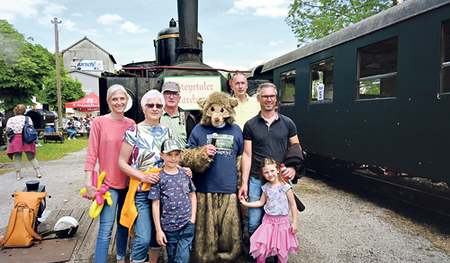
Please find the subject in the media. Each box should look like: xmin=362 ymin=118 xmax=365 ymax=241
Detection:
xmin=0 ymin=191 xmax=49 ymax=248
xmin=22 ymin=116 xmax=37 ymax=144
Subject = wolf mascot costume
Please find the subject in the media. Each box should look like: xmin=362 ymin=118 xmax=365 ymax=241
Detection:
xmin=180 ymin=92 xmax=243 ymax=262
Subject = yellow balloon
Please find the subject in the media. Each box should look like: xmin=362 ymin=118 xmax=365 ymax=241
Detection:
xmin=97 ymin=172 xmax=106 ymax=190
xmin=106 ymin=196 xmax=113 ymax=206
xmin=80 ymin=188 xmax=86 ymax=196
xmin=89 ymin=201 xmax=104 ymax=218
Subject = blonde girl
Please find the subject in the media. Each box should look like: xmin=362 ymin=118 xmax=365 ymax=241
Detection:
xmin=240 ymin=158 xmax=298 ymax=263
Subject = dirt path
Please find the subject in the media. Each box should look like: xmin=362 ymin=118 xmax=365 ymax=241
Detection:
xmin=0 ymin=148 xmax=89 ymax=234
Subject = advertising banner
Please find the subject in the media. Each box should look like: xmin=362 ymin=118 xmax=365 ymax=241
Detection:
xmin=164 ymin=76 xmax=222 ymax=110
xmin=77 ymin=60 xmax=104 ymax=71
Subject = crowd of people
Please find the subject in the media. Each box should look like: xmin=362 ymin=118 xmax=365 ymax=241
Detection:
xmin=82 ymin=75 xmax=303 ymax=263
xmin=5 ymin=73 xmax=302 ymax=263
xmin=65 ymin=115 xmax=91 ymax=140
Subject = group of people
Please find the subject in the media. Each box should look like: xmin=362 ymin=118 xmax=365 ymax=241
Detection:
xmin=65 ymin=116 xmax=90 ymax=140
xmin=83 ymin=73 xmax=302 ymax=263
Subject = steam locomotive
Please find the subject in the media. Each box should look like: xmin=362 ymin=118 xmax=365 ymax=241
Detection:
xmin=99 ymin=0 xmax=232 ymax=123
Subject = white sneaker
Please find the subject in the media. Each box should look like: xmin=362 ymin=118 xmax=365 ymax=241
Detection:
xmin=73 ymin=137 xmax=76 ymax=140
xmin=36 ymin=143 xmax=42 ymax=147
xmin=68 ymin=137 xmax=71 ymax=140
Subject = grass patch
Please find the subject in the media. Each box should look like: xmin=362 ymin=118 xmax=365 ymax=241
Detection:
xmin=0 ymin=137 xmax=89 ymax=163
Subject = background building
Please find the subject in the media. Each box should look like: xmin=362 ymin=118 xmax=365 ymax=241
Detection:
xmin=62 ymin=36 xmax=116 ymax=96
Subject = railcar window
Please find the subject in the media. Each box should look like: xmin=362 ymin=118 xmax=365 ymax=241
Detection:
xmin=441 ymin=19 xmax=450 ymax=93
xmin=310 ymin=58 xmax=334 ymax=102
xmin=357 ymin=37 xmax=398 ymax=99
xmin=280 ymin=70 xmax=295 ymax=103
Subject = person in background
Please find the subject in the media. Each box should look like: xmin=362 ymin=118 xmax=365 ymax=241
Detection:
xmin=149 ymin=138 xmax=197 ymax=263
xmin=85 ymin=114 xmax=92 ymax=125
xmin=238 ymin=83 xmax=301 ymax=262
xmin=84 ymin=84 xmax=135 ymax=263
xmin=66 ymin=117 xmax=80 ymax=140
xmin=231 ymin=72 xmax=260 ymax=130
xmin=34 ymin=136 xmax=42 ymax=147
xmin=230 ymin=72 xmax=261 ymax=250
xmin=159 ymin=82 xmax=197 ymax=149
xmin=6 ymin=104 xmax=42 ymax=180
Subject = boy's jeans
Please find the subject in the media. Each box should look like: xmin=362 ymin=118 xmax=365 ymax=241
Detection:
xmin=165 ymin=221 xmax=196 ymax=263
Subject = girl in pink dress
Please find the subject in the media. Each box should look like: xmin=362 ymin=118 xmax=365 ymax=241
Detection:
xmin=240 ymin=157 xmax=298 ymax=263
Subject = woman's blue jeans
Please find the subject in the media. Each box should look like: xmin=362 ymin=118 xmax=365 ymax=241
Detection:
xmin=247 ymin=177 xmax=264 ymax=235
xmin=95 ymin=187 xmax=128 ymax=263
xmin=130 ymin=191 xmax=160 ymax=262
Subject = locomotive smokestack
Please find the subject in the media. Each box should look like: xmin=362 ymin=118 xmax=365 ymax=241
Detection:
xmin=176 ymin=0 xmax=202 ymax=63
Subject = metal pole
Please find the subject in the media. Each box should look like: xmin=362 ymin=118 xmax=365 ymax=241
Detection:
xmin=52 ymin=18 xmax=63 ymax=130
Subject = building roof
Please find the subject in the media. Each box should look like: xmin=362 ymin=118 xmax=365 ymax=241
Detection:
xmin=62 ymin=36 xmax=117 ymax=64
xmin=68 ymin=70 xmax=101 ymax=78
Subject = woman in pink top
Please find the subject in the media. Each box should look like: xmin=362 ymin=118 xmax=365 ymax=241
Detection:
xmin=84 ymin=84 xmax=135 ymax=263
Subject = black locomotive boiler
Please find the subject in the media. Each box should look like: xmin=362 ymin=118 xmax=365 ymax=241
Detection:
xmin=99 ymin=0 xmax=231 ymax=123
xmin=250 ymin=0 xmax=450 ymax=215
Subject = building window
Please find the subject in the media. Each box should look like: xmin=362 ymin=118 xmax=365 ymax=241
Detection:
xmin=441 ymin=19 xmax=450 ymax=93
xmin=357 ymin=37 xmax=398 ymax=99
xmin=280 ymin=70 xmax=295 ymax=103
xmin=310 ymin=58 xmax=334 ymax=102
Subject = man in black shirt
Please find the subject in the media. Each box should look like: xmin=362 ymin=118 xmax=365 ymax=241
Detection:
xmin=238 ymin=83 xmax=302 ymax=241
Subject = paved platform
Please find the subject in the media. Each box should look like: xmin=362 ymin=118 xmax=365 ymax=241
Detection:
xmin=0 ymin=208 xmax=98 ymax=263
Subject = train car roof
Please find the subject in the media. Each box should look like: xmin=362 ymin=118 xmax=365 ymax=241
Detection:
xmin=257 ymin=0 xmax=450 ymax=75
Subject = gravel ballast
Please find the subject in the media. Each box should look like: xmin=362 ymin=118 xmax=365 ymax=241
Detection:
xmin=1 ymin=148 xmax=449 ymax=262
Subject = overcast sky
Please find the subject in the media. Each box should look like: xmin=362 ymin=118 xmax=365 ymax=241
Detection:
xmin=0 ymin=0 xmax=300 ymax=71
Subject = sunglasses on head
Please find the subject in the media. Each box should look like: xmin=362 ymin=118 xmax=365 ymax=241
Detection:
xmin=145 ymin=103 xmax=163 ymax=109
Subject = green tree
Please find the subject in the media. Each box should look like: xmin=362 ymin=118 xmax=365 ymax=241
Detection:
xmin=286 ymin=0 xmax=399 ymax=46
xmin=0 ymin=20 xmax=54 ymax=118
xmin=41 ymin=67 xmax=85 ymax=112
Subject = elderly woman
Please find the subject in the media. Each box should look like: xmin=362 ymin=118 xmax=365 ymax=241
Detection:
xmin=118 ymin=90 xmax=177 ymax=263
xmin=84 ymin=84 xmax=135 ymax=263
xmin=6 ymin=104 xmax=42 ymax=180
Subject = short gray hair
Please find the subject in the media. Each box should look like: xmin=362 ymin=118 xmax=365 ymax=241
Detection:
xmin=141 ymin=89 xmax=165 ymax=108
xmin=256 ymin=82 xmax=278 ymax=96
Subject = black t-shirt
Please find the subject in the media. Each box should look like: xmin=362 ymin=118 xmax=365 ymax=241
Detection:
xmin=243 ymin=113 xmax=297 ymax=178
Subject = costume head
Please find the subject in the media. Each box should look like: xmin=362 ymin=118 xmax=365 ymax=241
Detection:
xmin=197 ymin=92 xmax=238 ymax=127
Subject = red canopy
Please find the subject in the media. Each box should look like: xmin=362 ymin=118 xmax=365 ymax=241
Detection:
xmin=65 ymin=92 xmax=100 ymax=112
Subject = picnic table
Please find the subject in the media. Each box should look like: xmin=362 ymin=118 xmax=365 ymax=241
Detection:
xmin=43 ymin=132 xmax=65 ymax=144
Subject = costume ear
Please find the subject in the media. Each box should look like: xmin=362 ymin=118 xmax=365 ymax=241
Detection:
xmin=197 ymin=97 xmax=207 ymax=109
xmin=229 ymin=97 xmax=239 ymax=108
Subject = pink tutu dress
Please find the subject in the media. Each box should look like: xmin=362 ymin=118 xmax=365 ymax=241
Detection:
xmin=249 ymin=183 xmax=298 ymax=263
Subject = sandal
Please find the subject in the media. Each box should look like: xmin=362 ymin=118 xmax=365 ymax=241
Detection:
xmin=16 ymin=177 xmax=23 ymax=181
xmin=36 ymin=174 xmax=42 ymax=178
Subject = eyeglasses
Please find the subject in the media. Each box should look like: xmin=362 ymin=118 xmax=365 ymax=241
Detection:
xmin=164 ymin=92 xmax=179 ymax=98
xmin=145 ymin=103 xmax=163 ymax=109
xmin=260 ymin=95 xmax=276 ymax=100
